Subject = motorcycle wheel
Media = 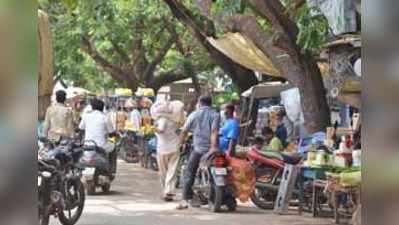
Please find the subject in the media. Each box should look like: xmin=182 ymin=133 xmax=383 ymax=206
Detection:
xmin=250 ymin=166 xmax=279 ymax=210
xmin=225 ymin=197 xmax=237 ymax=212
xmin=59 ymin=180 xmax=85 ymax=225
xmin=86 ymin=181 xmax=96 ymax=196
xmin=39 ymin=214 xmax=50 ymax=225
xmin=101 ymin=184 xmax=111 ymax=193
xmin=150 ymin=158 xmax=158 ymax=171
xmin=209 ymin=185 xmax=224 ymax=213
xmin=250 ymin=188 xmax=275 ymax=210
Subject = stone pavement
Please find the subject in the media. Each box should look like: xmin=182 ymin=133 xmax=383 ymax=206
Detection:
xmin=51 ymin=160 xmax=334 ymax=225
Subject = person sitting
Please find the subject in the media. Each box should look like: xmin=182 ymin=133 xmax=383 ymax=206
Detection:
xmin=255 ymin=130 xmax=301 ymax=165
xmin=261 ymin=127 xmax=283 ymax=152
xmin=79 ymin=99 xmax=117 ymax=174
xmin=275 ymin=110 xmax=288 ymax=147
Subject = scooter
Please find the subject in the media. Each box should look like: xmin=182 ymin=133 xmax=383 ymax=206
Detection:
xmin=79 ymin=140 xmax=117 ymax=195
xmin=193 ymin=151 xmax=237 ymax=212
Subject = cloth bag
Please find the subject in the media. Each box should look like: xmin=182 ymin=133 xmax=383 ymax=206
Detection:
xmin=227 ymin=156 xmax=256 ymax=202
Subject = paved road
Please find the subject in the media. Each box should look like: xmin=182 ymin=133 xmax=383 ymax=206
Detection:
xmin=51 ymin=160 xmax=334 ymax=225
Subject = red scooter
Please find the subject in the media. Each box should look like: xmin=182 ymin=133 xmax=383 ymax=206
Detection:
xmin=247 ymin=147 xmax=302 ymax=210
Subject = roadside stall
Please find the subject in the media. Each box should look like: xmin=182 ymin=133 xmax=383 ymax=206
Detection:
xmin=239 ymin=82 xmax=292 ymax=145
xmin=296 ymin=89 xmax=361 ymax=222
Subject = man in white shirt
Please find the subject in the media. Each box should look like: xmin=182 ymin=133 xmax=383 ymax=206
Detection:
xmin=79 ymin=99 xmax=116 ymax=173
xmin=155 ymin=116 xmax=180 ymax=201
xmin=126 ymin=99 xmax=142 ymax=131
xmin=152 ymin=101 xmax=182 ymax=202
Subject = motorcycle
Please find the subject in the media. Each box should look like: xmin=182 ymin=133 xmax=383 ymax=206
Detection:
xmin=79 ymin=140 xmax=117 ymax=195
xmin=38 ymin=138 xmax=85 ymax=225
xmin=246 ymin=147 xmax=304 ymax=210
xmin=118 ymin=130 xmax=140 ymax=163
xmin=175 ymin=134 xmax=193 ymax=188
xmin=145 ymin=136 xmax=158 ymax=171
xmin=193 ymin=151 xmax=237 ymax=212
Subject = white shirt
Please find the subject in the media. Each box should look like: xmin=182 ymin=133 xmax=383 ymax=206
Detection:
xmin=79 ymin=110 xmax=114 ymax=149
xmin=155 ymin=117 xmax=179 ymax=155
xmin=129 ymin=109 xmax=142 ymax=131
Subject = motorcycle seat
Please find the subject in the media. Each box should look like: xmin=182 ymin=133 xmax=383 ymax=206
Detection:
xmin=83 ymin=145 xmax=107 ymax=155
xmin=281 ymin=154 xmax=302 ymax=165
xmin=254 ymin=150 xmax=302 ymax=165
xmin=256 ymin=150 xmax=284 ymax=161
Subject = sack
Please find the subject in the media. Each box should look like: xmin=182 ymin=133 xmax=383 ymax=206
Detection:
xmin=227 ymin=157 xmax=256 ymax=202
xmin=151 ymin=100 xmax=185 ymax=123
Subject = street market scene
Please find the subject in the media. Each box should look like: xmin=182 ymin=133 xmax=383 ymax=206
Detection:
xmin=37 ymin=1 xmax=361 ymax=225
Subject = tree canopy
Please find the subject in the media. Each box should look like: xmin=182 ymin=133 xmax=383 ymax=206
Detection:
xmin=39 ymin=0 xmax=216 ymax=92
xmin=163 ymin=0 xmax=330 ymax=132
xmin=39 ymin=0 xmax=333 ymax=132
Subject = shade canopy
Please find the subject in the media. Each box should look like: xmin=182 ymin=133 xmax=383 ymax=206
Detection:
xmin=208 ymin=33 xmax=281 ymax=77
xmin=241 ymin=82 xmax=293 ymax=99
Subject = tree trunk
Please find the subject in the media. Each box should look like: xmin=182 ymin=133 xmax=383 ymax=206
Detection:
xmin=163 ymin=0 xmax=258 ymax=93
xmin=226 ymin=12 xmax=329 ymax=133
xmin=38 ymin=10 xmax=54 ymax=121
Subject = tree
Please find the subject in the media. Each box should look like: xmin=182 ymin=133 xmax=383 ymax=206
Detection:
xmin=165 ymin=0 xmax=330 ymax=133
xmin=163 ymin=0 xmax=260 ymax=93
xmin=38 ymin=9 xmax=54 ymax=120
xmin=39 ymin=0 xmax=215 ymax=93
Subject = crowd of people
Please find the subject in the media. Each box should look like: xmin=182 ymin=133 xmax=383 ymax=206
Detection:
xmin=40 ymin=90 xmax=294 ymax=210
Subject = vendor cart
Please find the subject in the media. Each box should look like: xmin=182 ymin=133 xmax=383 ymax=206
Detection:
xmin=239 ymin=82 xmax=292 ymax=145
xmin=325 ymin=172 xmax=361 ymax=224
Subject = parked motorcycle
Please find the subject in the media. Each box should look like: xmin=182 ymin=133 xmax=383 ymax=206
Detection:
xmin=79 ymin=140 xmax=117 ymax=195
xmin=193 ymin=151 xmax=237 ymax=212
xmin=118 ymin=130 xmax=140 ymax=163
xmin=38 ymin=138 xmax=85 ymax=225
xmin=175 ymin=134 xmax=193 ymax=188
xmin=145 ymin=136 xmax=158 ymax=171
xmin=246 ymin=147 xmax=302 ymax=210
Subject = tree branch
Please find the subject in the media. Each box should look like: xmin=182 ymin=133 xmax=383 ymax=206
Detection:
xmin=109 ymin=38 xmax=131 ymax=64
xmin=144 ymin=28 xmax=178 ymax=81
xmin=151 ymin=70 xmax=191 ymax=91
xmin=245 ymin=0 xmax=299 ymax=54
xmin=81 ymin=35 xmax=137 ymax=87
xmin=163 ymin=0 xmax=259 ymax=93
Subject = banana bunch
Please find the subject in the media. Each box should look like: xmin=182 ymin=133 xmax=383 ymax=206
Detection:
xmin=139 ymin=124 xmax=156 ymax=136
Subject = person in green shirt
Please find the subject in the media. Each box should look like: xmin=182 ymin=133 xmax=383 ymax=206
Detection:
xmin=262 ymin=127 xmax=283 ymax=152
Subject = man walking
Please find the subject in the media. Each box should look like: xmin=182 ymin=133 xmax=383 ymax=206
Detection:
xmin=43 ymin=90 xmax=74 ymax=141
xmin=177 ymin=96 xmax=220 ymax=210
xmin=151 ymin=100 xmax=185 ymax=201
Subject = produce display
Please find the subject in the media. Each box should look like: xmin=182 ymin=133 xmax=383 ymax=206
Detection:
xmin=139 ymin=124 xmax=156 ymax=136
xmin=327 ymin=170 xmax=361 ymax=187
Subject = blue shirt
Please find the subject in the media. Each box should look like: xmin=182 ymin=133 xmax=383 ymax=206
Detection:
xmin=275 ymin=123 xmax=287 ymax=146
xmin=183 ymin=106 xmax=220 ymax=154
xmin=219 ymin=118 xmax=240 ymax=152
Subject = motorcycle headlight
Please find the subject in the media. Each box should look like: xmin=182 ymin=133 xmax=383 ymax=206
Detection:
xmin=41 ymin=171 xmax=52 ymax=178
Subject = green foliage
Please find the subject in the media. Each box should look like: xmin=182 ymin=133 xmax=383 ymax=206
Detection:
xmin=207 ymin=0 xmax=328 ymax=53
xmin=213 ymin=92 xmax=239 ymax=109
xmin=212 ymin=0 xmax=243 ymax=16
xmin=295 ymin=4 xmax=329 ymax=53
xmin=38 ymin=0 xmax=217 ymax=92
